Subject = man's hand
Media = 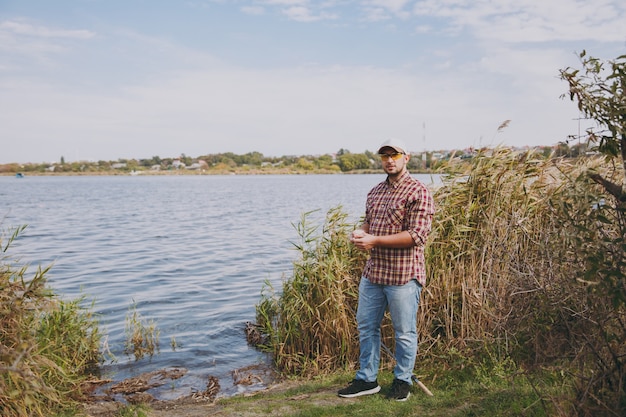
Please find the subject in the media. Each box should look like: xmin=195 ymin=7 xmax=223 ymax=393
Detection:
xmin=351 ymin=229 xmax=416 ymax=250
xmin=350 ymin=229 xmax=376 ymax=251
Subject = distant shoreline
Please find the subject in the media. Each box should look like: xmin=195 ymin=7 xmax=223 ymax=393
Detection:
xmin=3 ymin=168 xmax=434 ymax=177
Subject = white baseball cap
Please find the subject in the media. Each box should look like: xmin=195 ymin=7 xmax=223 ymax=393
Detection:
xmin=378 ymin=138 xmax=408 ymax=154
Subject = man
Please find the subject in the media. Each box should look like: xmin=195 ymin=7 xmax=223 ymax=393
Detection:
xmin=337 ymin=138 xmax=435 ymax=401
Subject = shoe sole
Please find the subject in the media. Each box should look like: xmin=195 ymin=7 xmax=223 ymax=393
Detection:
xmin=338 ymin=385 xmax=381 ymax=398
xmin=389 ymin=392 xmax=410 ymax=402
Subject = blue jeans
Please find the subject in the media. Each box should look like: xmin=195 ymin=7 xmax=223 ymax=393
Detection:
xmin=355 ymin=277 xmax=422 ymax=384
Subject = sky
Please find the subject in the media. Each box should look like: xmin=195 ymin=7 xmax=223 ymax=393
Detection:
xmin=1 ymin=1 xmax=625 ymax=164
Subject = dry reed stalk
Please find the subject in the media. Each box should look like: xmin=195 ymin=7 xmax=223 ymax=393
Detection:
xmin=422 ymin=149 xmax=601 ymax=355
xmin=423 ymin=148 xmax=625 ymax=414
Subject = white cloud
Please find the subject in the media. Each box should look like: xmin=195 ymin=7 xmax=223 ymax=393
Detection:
xmin=261 ymin=0 xmax=309 ymax=5
xmin=240 ymin=6 xmax=266 ymax=15
xmin=366 ymin=0 xmax=412 ymax=14
xmin=0 ymin=20 xmax=95 ymax=39
xmin=256 ymin=0 xmax=340 ymax=21
xmin=0 ymin=19 xmax=96 ymax=71
xmin=361 ymin=7 xmax=392 ymax=22
xmin=281 ymin=6 xmax=338 ymax=21
xmin=282 ymin=6 xmax=316 ymax=21
xmin=411 ymin=0 xmax=626 ymax=43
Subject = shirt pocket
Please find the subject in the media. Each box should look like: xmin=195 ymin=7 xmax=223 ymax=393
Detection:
xmin=387 ymin=202 xmax=406 ymax=229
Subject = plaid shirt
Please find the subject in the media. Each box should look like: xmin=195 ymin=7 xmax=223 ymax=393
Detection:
xmin=362 ymin=170 xmax=435 ymax=286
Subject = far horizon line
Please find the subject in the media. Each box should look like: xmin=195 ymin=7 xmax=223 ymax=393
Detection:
xmin=1 ymin=142 xmax=576 ymax=166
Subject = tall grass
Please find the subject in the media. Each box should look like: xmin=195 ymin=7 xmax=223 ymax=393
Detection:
xmin=424 ymin=148 xmax=572 ymax=352
xmin=1 ymin=226 xmax=102 ymax=417
xmin=256 ymin=148 xmax=625 ymax=416
xmin=426 ymin=148 xmax=625 ymax=415
xmin=256 ymin=207 xmax=373 ymax=376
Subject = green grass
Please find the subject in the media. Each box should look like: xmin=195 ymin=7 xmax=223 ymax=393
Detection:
xmin=115 ymin=404 xmax=149 ymax=417
xmin=213 ymin=365 xmax=563 ymax=417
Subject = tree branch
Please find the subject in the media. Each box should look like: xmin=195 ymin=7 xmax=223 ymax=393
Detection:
xmin=588 ymin=172 xmax=624 ymax=201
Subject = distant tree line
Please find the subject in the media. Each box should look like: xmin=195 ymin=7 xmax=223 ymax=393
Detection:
xmin=0 ymin=143 xmax=589 ymax=175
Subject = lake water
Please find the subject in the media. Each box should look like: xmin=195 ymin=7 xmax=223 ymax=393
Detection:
xmin=0 ymin=173 xmax=440 ymax=399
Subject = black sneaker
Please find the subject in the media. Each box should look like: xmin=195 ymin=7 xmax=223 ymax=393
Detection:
xmin=386 ymin=378 xmax=411 ymax=401
xmin=337 ymin=379 xmax=381 ymax=398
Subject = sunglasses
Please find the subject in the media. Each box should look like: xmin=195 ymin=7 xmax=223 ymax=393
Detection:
xmin=379 ymin=152 xmax=405 ymax=161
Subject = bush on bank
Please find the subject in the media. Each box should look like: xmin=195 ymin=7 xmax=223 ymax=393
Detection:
xmin=428 ymin=148 xmax=625 ymax=416
xmin=0 ymin=226 xmax=103 ymax=417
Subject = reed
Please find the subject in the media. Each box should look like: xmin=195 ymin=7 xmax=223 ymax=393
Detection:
xmin=423 ymin=147 xmax=564 ymax=351
xmin=124 ymin=302 xmax=160 ymax=360
xmin=256 ymin=207 xmax=375 ymax=376
xmin=425 ymin=147 xmax=625 ymax=415
xmin=1 ymin=226 xmax=102 ymax=417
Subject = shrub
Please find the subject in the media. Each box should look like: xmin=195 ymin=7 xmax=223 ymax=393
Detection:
xmin=1 ymin=226 xmax=102 ymax=417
